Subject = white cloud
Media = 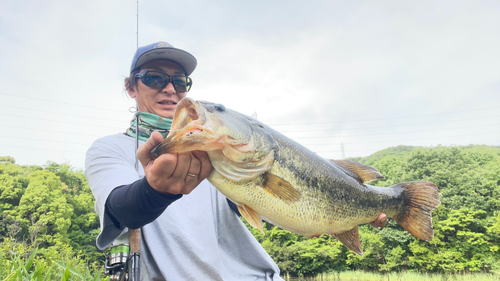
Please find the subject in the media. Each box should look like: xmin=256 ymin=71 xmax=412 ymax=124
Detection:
xmin=0 ymin=0 xmax=499 ymax=167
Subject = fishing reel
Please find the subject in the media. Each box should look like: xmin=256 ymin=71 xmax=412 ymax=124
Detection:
xmin=105 ymin=244 xmax=130 ymax=281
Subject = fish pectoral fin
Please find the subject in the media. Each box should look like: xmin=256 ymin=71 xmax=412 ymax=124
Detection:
xmin=261 ymin=173 xmax=301 ymax=203
xmin=332 ymin=160 xmax=385 ymax=184
xmin=333 ymin=227 xmax=363 ymax=256
xmin=237 ymin=204 xmax=264 ymax=235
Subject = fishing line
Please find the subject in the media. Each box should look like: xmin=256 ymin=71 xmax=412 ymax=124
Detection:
xmin=128 ymin=3 xmax=142 ymax=281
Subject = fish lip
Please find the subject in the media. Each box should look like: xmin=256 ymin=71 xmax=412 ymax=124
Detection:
xmin=150 ymin=97 xmax=218 ymax=157
xmin=168 ymin=97 xmax=206 ymax=135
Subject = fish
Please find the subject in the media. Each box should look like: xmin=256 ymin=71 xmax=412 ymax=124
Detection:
xmin=151 ymin=98 xmax=441 ymax=255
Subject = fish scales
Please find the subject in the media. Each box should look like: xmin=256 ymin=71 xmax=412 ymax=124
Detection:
xmin=152 ymin=98 xmax=441 ymax=255
xmin=250 ymin=126 xmax=404 ymax=235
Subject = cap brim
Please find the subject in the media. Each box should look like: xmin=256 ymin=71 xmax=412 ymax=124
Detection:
xmin=134 ymin=48 xmax=197 ymax=76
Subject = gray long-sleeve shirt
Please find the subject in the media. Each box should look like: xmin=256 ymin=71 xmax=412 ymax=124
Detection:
xmin=85 ymin=133 xmax=283 ymax=280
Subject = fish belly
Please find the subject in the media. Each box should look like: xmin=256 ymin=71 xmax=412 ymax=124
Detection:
xmin=208 ymin=169 xmax=385 ymax=237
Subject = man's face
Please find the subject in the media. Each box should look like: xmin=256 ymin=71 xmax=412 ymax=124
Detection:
xmin=127 ymin=59 xmax=188 ymax=119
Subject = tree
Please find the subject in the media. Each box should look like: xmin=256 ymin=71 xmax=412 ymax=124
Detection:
xmin=16 ymin=170 xmax=74 ymax=247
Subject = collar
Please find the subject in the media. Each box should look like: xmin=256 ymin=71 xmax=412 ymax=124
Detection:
xmin=125 ymin=112 xmax=172 ymax=142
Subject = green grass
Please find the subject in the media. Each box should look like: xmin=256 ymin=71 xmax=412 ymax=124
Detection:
xmin=1 ymin=239 xmax=108 ymax=281
xmin=284 ymin=271 xmax=500 ymax=281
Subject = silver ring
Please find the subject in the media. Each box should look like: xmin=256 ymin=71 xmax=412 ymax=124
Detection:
xmin=187 ymin=173 xmax=198 ymax=177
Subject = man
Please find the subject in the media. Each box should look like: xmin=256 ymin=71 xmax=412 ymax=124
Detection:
xmin=85 ymin=41 xmax=387 ymax=280
xmin=86 ymin=42 xmax=285 ymax=280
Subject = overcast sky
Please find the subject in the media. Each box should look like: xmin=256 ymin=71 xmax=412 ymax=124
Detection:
xmin=1 ymin=0 xmax=499 ymax=170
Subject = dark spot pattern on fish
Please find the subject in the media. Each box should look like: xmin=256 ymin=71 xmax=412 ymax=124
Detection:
xmin=266 ymin=125 xmax=406 ymax=219
xmin=162 ymin=98 xmax=440 ymax=255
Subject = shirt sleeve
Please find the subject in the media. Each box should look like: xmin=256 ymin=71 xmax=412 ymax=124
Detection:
xmin=226 ymin=198 xmax=241 ymax=217
xmin=86 ymin=134 xmax=239 ymax=250
xmin=85 ymin=135 xmax=157 ymax=249
xmin=106 ymin=177 xmax=182 ymax=229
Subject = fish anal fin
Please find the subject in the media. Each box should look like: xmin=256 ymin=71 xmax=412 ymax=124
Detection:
xmin=333 ymin=226 xmax=363 ymax=256
xmin=237 ymin=204 xmax=264 ymax=234
xmin=261 ymin=173 xmax=301 ymax=203
xmin=393 ymin=181 xmax=441 ymax=241
xmin=332 ymin=160 xmax=385 ymax=184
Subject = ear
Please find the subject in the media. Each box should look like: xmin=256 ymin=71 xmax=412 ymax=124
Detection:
xmin=125 ymin=77 xmax=136 ymax=99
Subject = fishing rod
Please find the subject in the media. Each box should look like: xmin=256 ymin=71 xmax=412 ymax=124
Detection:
xmin=105 ymin=1 xmax=141 ymax=280
xmin=129 ymin=0 xmax=142 ymax=279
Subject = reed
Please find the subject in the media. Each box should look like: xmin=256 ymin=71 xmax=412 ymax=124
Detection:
xmin=0 ymin=240 xmax=108 ymax=281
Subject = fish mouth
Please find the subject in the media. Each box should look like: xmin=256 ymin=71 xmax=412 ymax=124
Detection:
xmin=165 ymin=97 xmax=203 ymax=134
xmin=151 ymin=97 xmax=219 ymax=158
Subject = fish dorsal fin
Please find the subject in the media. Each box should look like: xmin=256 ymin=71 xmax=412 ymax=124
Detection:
xmin=333 ymin=226 xmax=363 ymax=256
xmin=331 ymin=160 xmax=385 ymax=184
xmin=261 ymin=173 xmax=301 ymax=203
xmin=237 ymin=204 xmax=264 ymax=234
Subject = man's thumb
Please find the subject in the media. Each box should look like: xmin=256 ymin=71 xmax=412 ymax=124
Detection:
xmin=137 ymin=131 xmax=164 ymax=164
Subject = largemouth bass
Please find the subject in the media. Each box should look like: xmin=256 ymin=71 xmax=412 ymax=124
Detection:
xmin=152 ymin=98 xmax=441 ymax=255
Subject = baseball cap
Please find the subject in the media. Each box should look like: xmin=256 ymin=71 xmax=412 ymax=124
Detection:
xmin=130 ymin=42 xmax=197 ymax=75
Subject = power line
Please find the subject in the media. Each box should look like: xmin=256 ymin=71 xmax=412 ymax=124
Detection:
xmin=3 ymin=105 xmax=498 ymax=136
xmin=1 ymin=129 xmax=498 ymax=156
xmin=302 ymin=131 xmax=500 ymax=146
xmin=0 ymin=124 xmax=111 ymax=137
xmin=0 ymin=112 xmax=126 ymax=129
xmin=1 ymin=118 xmax=498 ymax=147
xmin=0 ymin=144 xmax=85 ymax=154
xmin=267 ymin=106 xmax=500 ymax=126
xmin=3 ymin=91 xmax=499 ymax=129
xmin=0 ymin=92 xmax=128 ymax=113
xmin=0 ymin=135 xmax=90 ymax=145
xmin=278 ymin=114 xmax=500 ymax=133
xmin=314 ymin=140 xmax=500 ymax=154
xmin=0 ymin=104 xmax=127 ymax=123
xmin=288 ymin=122 xmax=500 ymax=139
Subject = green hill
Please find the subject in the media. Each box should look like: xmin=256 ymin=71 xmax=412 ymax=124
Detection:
xmin=1 ymin=144 xmax=499 ymax=278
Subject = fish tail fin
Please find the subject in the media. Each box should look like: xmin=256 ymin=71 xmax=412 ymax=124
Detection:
xmin=392 ymin=181 xmax=440 ymax=241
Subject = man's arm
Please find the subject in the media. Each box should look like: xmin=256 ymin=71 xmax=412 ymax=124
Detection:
xmin=105 ymin=177 xmax=182 ymax=229
xmin=105 ymin=131 xmax=212 ymax=229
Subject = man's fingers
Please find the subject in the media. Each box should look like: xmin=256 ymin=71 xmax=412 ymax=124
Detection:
xmin=369 ymin=213 xmax=388 ymax=229
xmin=137 ymin=131 xmax=165 ymax=166
xmin=192 ymin=150 xmax=213 ymax=179
xmin=170 ymin=152 xmax=192 ymax=180
xmin=186 ymin=153 xmax=202 ymax=179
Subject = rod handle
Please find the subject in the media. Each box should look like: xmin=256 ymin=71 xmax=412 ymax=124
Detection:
xmin=129 ymin=228 xmax=141 ymax=253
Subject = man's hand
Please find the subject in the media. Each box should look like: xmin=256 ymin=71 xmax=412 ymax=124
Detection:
xmin=137 ymin=131 xmax=212 ymax=195
xmin=369 ymin=213 xmax=388 ymax=229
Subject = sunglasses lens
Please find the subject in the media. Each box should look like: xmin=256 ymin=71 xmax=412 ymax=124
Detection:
xmin=143 ymin=72 xmax=167 ymax=88
xmin=141 ymin=71 xmax=192 ymax=92
xmin=172 ymin=77 xmax=190 ymax=92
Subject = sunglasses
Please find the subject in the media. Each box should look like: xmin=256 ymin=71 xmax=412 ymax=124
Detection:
xmin=135 ymin=71 xmax=193 ymax=92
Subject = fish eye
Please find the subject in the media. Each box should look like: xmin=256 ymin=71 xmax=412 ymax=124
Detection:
xmin=214 ymin=104 xmax=226 ymax=112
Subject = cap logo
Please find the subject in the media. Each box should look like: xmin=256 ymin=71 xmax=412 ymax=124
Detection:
xmin=154 ymin=42 xmax=173 ymax=49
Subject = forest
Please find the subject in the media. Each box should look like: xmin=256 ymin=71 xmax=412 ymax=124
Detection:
xmin=1 ymin=144 xmax=499 ymax=279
